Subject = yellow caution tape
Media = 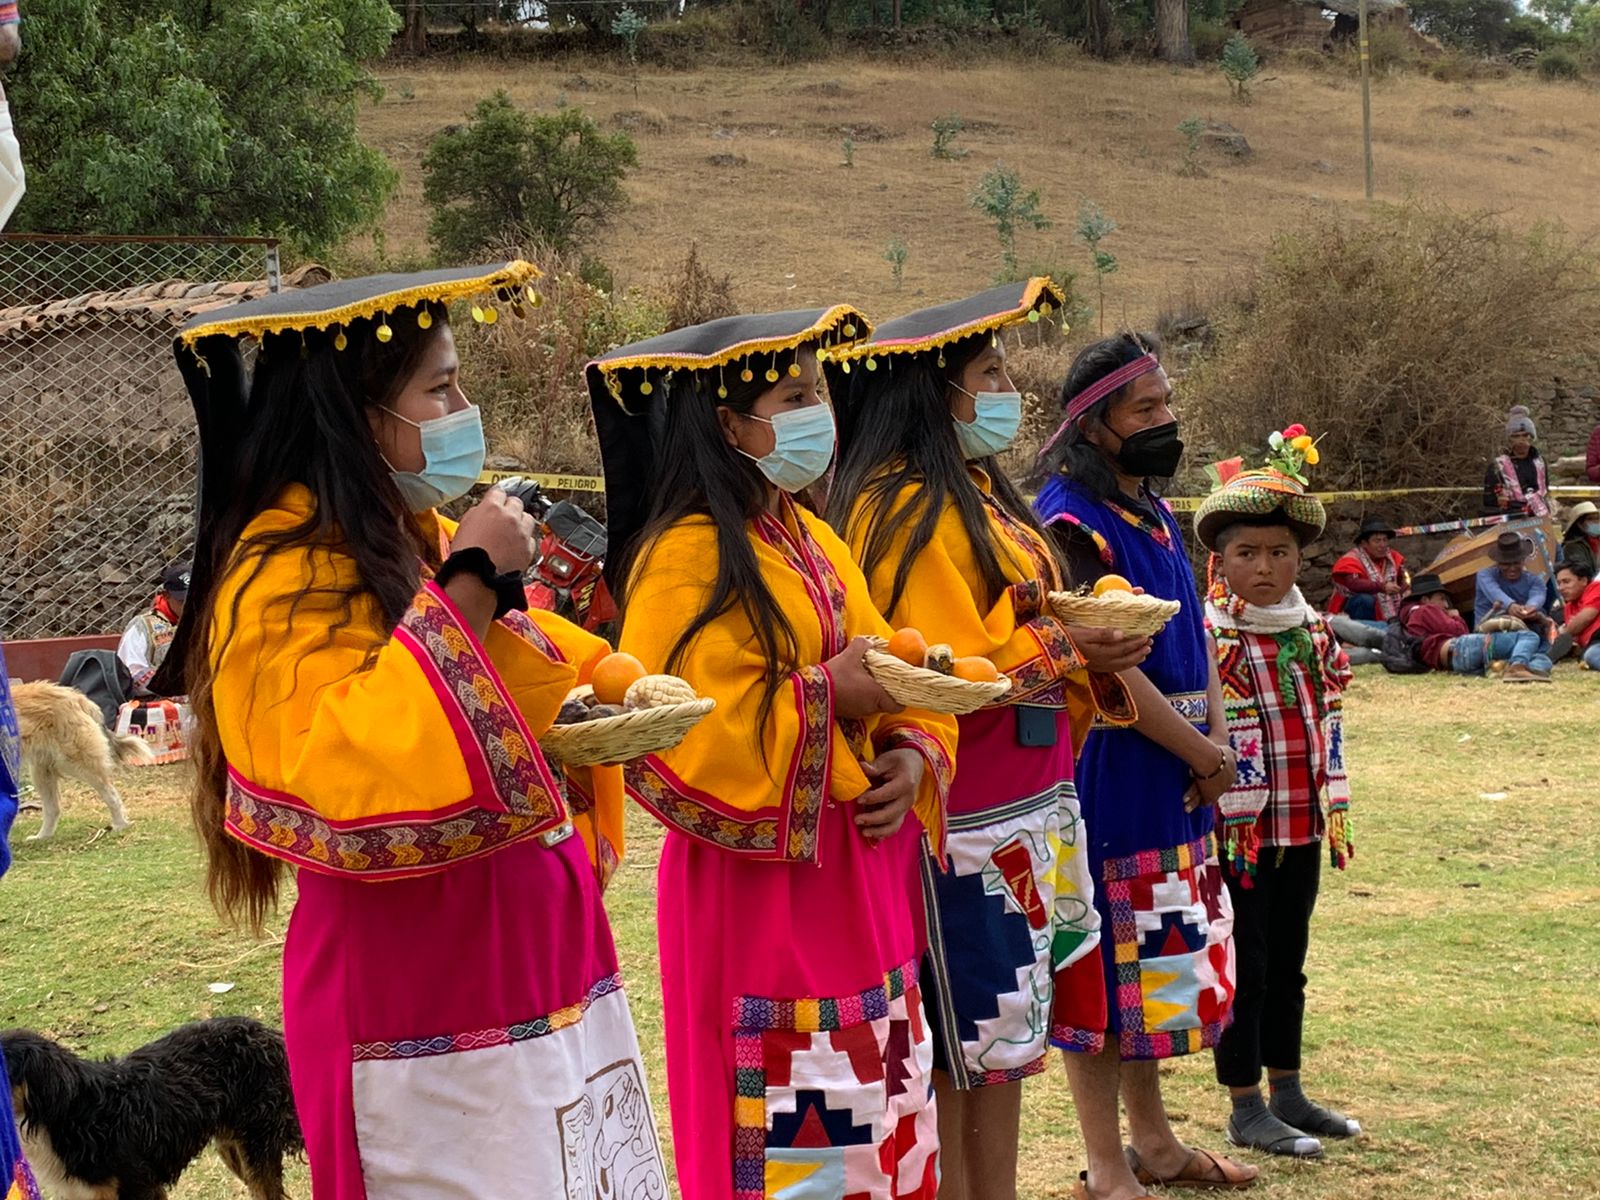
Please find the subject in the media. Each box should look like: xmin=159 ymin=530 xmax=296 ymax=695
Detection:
xmin=476 ymin=470 xmax=607 ymax=493
xmin=1164 ymin=483 xmax=1598 ymax=513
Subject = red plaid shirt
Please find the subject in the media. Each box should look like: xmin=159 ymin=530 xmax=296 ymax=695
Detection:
xmin=1234 ymin=629 xmax=1326 ymax=848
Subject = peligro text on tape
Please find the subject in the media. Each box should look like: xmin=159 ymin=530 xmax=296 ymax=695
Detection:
xmin=476 ymin=470 xmax=607 ymax=493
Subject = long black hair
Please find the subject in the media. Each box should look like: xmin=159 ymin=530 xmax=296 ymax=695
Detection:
xmin=185 ymin=301 xmax=449 ymax=930
xmin=616 ymin=346 xmax=806 ymax=745
xmin=829 ymin=331 xmax=1054 ymax=615
xmin=1038 ymin=330 xmax=1162 ymax=503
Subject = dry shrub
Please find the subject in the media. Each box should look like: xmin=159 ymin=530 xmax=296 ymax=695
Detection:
xmin=661 ymin=242 xmax=738 ymax=332
xmin=456 ymin=245 xmax=667 ymax=487
xmin=1182 ymin=202 xmax=1600 ymax=520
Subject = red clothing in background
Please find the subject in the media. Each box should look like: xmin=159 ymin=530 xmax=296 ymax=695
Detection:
xmin=1569 ymin=580 xmax=1600 ymax=648
xmin=1401 ymin=600 xmax=1468 ymax=669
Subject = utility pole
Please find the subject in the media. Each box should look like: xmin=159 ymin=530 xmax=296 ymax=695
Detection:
xmin=1359 ymin=0 xmax=1375 ymax=201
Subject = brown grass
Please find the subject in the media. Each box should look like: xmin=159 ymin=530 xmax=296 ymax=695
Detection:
xmin=360 ymin=58 xmax=1600 ymax=326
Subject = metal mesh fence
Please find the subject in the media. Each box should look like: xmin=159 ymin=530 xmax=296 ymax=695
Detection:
xmin=0 ymin=235 xmax=280 ymax=642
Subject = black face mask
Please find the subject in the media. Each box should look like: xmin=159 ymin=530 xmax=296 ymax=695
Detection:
xmin=1114 ymin=420 xmax=1184 ymax=478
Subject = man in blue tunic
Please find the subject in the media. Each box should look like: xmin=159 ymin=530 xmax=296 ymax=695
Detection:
xmin=1034 ymin=333 xmax=1255 ymax=1200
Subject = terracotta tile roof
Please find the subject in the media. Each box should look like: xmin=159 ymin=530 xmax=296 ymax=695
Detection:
xmin=0 ymin=263 xmax=332 ymax=338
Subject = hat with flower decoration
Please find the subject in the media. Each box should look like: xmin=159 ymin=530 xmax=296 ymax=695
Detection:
xmin=585 ymin=305 xmax=872 ymax=585
xmin=1195 ymin=423 xmax=1327 ymax=552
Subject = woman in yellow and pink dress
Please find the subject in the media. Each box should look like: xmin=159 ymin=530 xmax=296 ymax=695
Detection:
xmin=588 ymin=309 xmax=958 ymax=1200
xmin=161 ymin=263 xmax=664 ymax=1199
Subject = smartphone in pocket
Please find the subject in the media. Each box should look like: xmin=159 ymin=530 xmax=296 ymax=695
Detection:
xmin=1015 ymin=704 xmax=1058 ymax=748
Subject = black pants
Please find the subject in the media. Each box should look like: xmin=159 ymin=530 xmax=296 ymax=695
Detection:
xmin=1213 ymin=842 xmax=1322 ymax=1088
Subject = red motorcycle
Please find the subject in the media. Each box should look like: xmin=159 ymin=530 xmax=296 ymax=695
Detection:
xmin=496 ymin=478 xmax=617 ymax=635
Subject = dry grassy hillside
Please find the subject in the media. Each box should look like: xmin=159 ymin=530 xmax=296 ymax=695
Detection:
xmin=361 ymin=54 xmax=1600 ymax=320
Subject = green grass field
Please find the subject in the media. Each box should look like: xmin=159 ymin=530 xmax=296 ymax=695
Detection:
xmin=4 ymin=669 xmax=1598 ymax=1199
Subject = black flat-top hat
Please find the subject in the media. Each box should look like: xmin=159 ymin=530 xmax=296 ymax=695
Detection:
xmin=1357 ymin=516 xmax=1397 ymax=540
xmin=153 ymin=260 xmax=543 ymax=696
xmin=585 ymin=306 xmax=873 ymax=587
xmin=829 ymin=277 xmax=1065 ymax=368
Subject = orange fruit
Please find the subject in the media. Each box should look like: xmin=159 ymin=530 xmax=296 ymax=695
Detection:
xmin=1093 ymin=573 xmax=1134 ymax=597
xmin=951 ymin=656 xmax=1000 ymax=684
xmin=592 ymin=652 xmax=648 ymax=705
xmin=885 ymin=627 xmax=929 ymax=666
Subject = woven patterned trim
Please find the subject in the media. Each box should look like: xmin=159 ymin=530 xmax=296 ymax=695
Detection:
xmin=178 ymin=260 xmax=542 ymax=347
xmin=590 ymin=305 xmax=872 ymax=400
xmin=731 ymin=957 xmax=917 ymax=1034
xmin=350 ymin=972 xmax=625 ymax=1061
xmin=623 ymin=665 xmax=833 ymax=860
xmin=831 ymin=277 xmax=1064 ymax=363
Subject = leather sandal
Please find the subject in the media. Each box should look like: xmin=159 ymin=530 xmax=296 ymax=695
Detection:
xmin=1125 ymin=1146 xmax=1259 ymax=1190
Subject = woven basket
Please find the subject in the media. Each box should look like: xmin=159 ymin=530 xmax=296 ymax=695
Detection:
xmin=863 ymin=649 xmax=1012 ymax=715
xmin=540 ymin=687 xmax=717 ymax=767
xmin=1049 ymin=590 xmax=1181 ymax=636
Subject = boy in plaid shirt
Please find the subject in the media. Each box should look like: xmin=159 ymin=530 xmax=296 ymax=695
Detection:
xmin=1194 ymin=434 xmax=1361 ymax=1161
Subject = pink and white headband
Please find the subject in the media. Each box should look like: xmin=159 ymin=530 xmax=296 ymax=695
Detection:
xmin=1036 ymin=352 xmax=1162 ymax=460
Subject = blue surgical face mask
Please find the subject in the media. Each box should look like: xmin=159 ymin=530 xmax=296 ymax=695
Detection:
xmin=951 ymin=384 xmax=1023 ymax=460
xmin=1585 ymin=521 xmax=1600 ymax=537
xmin=740 ymin=404 xmax=836 ymax=493
xmin=380 ymin=405 xmax=486 ymax=511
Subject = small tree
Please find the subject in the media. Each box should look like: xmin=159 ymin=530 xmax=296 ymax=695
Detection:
xmin=932 ymin=114 xmax=967 ymax=160
xmin=1177 ymin=116 xmax=1207 ymax=176
xmin=971 ymin=164 xmax=1050 ymax=281
xmin=1075 ymin=201 xmax=1119 ymax=334
xmin=884 ymin=237 xmax=909 ymax=287
xmin=1221 ymin=33 xmax=1261 ymax=103
xmin=611 ymin=5 xmax=647 ymax=99
xmin=424 ymin=94 xmax=638 ymax=259
xmin=841 ymin=138 xmax=857 ymax=168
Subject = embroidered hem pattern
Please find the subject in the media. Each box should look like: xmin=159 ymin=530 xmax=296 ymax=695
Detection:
xmin=624 ymin=664 xmax=834 ymax=861
xmin=352 ymin=973 xmax=625 ymax=1061
xmin=732 ymin=959 xmax=938 ymax=1200
xmin=223 ymin=587 xmax=571 ymax=878
xmin=1102 ymin=834 xmax=1235 ymax=1060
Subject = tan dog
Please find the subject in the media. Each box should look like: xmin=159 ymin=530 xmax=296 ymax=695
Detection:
xmin=13 ymin=681 xmax=151 ymax=840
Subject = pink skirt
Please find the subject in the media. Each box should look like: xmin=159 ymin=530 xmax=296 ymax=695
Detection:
xmin=658 ymin=803 xmax=939 ymax=1200
xmin=281 ymin=831 xmax=664 ymax=1199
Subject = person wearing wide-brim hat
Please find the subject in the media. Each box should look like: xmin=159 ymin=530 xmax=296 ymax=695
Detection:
xmin=826 ymin=279 xmax=1146 ymax=1200
xmin=1030 ymin=334 xmax=1256 ymax=1196
xmin=160 ymin=262 xmax=666 ymax=1198
xmin=1193 ymin=443 xmax=1362 ymax=1161
xmin=1558 ymin=499 xmax=1600 ymax=578
xmin=1401 ymin=570 xmax=1554 ymax=681
xmin=590 ymin=308 xmax=959 ymax=1199
xmin=1474 ymin=528 xmax=1558 ymax=631
xmin=1326 ymin=515 xmax=1409 ymax=644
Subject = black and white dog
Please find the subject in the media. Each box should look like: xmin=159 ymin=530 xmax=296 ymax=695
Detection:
xmin=2 ymin=1017 xmax=302 ymax=1200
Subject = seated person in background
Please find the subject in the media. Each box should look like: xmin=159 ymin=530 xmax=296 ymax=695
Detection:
xmin=1482 ymin=406 xmax=1550 ymax=518
xmin=111 ymin=562 xmax=191 ymax=763
xmin=1558 ymin=501 xmax=1600 ymax=578
xmin=1474 ymin=531 xmax=1556 ymax=628
xmin=1405 ymin=572 xmax=1554 ymax=683
xmin=1554 ymin=561 xmax=1600 ymax=671
xmin=117 ymin=562 xmax=187 ymax=696
xmin=1326 ymin=516 xmax=1407 ymax=658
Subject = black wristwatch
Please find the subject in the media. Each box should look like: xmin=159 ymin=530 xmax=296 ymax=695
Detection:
xmin=435 ymin=547 xmax=528 ymax=621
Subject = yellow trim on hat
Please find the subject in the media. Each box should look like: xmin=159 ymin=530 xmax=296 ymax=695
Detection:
xmin=178 ymin=260 xmax=544 ymax=348
xmin=830 ymin=276 xmax=1063 ymax=363
xmin=591 ymin=305 xmax=872 ymax=402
